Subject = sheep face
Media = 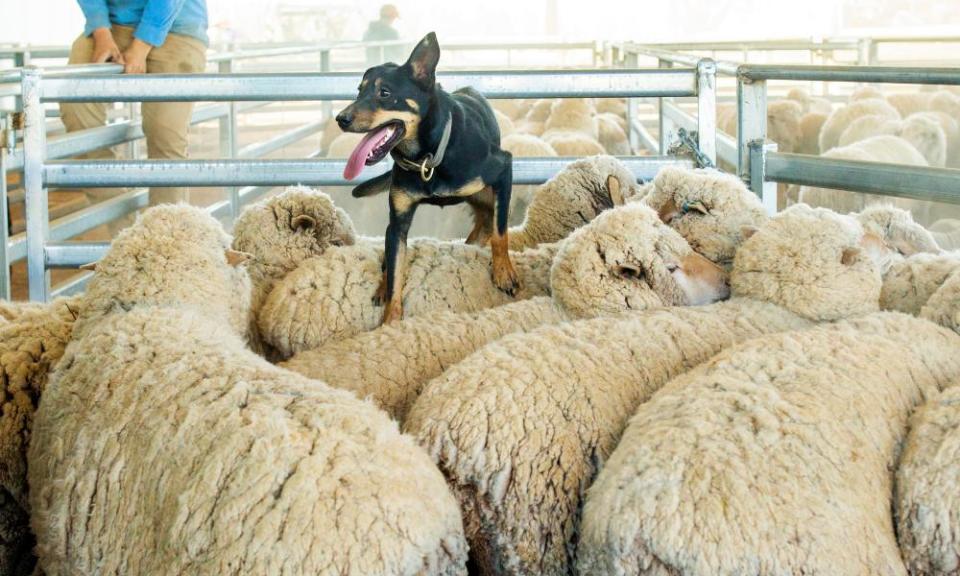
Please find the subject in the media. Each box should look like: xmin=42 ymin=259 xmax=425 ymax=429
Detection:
xmin=731 ymin=204 xmax=883 ymax=321
xmin=643 ymin=167 xmax=768 ymax=267
xmin=77 ymin=205 xmax=253 ymax=339
xmin=233 ymin=187 xmax=357 ymax=275
xmin=550 ymin=204 xmax=729 ymax=319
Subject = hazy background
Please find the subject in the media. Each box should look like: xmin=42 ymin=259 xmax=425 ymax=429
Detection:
xmin=3 ymin=0 xmax=960 ymax=47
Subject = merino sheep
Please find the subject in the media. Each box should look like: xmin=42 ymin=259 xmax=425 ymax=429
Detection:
xmin=405 ymin=204 xmax=884 ymax=575
xmin=508 ymin=155 xmax=640 ymax=250
xmin=0 ymin=299 xmax=79 ymax=576
xmin=799 ymin=134 xmax=927 ymax=215
xmin=819 ymin=98 xmax=901 ymax=153
xmin=543 ymin=98 xmax=599 ymax=140
xmin=786 ymin=87 xmax=833 ymax=116
xmin=577 ymin=311 xmax=960 ymax=576
xmin=280 ymin=203 xmax=729 ymax=422
xmin=640 ymin=166 xmax=768 ymax=266
xmin=837 ymin=113 xmax=903 ymax=147
xmin=835 ymin=112 xmax=948 ymax=168
xmin=798 ymin=111 xmax=828 ymax=155
xmin=491 ymin=99 xmax=529 ymax=121
xmin=880 ymin=252 xmax=960 ymax=315
xmin=514 ymin=98 xmax=553 ymax=135
xmin=0 ymin=301 xmax=47 ymax=323
xmin=542 ymin=131 xmax=606 ymax=156
xmin=850 ymin=85 xmax=885 ymax=102
xmin=887 ymin=91 xmax=935 ymax=118
xmin=855 ymin=204 xmax=940 ymax=272
xmin=596 ymin=112 xmax=631 ymax=155
xmin=28 ymin=205 xmax=468 ymax=576
xmin=595 ymin=98 xmax=627 ymax=118
xmin=493 ymin=109 xmax=515 ymax=137
xmin=499 ymin=133 xmax=557 ymax=157
xmin=719 ymin=100 xmax=803 ymax=153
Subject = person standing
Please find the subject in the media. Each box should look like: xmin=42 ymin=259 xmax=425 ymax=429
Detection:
xmin=62 ymin=0 xmax=209 ymax=210
xmin=363 ymin=4 xmax=405 ymax=66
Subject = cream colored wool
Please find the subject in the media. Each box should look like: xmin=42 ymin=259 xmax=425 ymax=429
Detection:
xmin=786 ymin=87 xmax=833 ymax=116
xmin=543 ymin=98 xmax=598 ymax=140
xmin=596 ymin=113 xmax=630 ymax=155
xmin=595 ymin=98 xmax=627 ymax=118
xmin=578 ymin=312 xmax=960 ymax=576
xmin=880 ymin=252 xmax=960 ymax=315
xmin=542 ymin=131 xmax=606 ymax=156
xmin=28 ymin=205 xmax=467 ymax=576
xmin=887 ymin=91 xmax=935 ymax=118
xmin=855 ymin=204 xmax=940 ymax=274
xmin=799 ymin=135 xmax=927 ymax=215
xmin=405 ymin=204 xmax=883 ymax=576
xmin=719 ymin=100 xmax=803 ymax=153
xmin=491 ymin=99 xmax=528 ymax=121
xmin=325 ymin=131 xmax=365 ymax=157
xmin=492 ymin=109 xmax=515 ymax=137
xmin=499 ymin=133 xmax=557 ymax=157
xmin=819 ymin=98 xmax=901 ymax=153
xmin=0 ymin=299 xmax=79 ymax=576
xmin=508 ymin=155 xmax=640 ymax=250
xmin=837 ymin=114 xmax=903 ymax=147
xmin=850 ymin=85 xmax=885 ymax=102
xmin=835 ymin=112 xmax=950 ymax=168
xmin=798 ymin=111 xmax=827 ymax=155
xmin=259 ymin=239 xmax=558 ymax=359
xmin=0 ymin=301 xmax=47 ymax=323
xmin=280 ymin=204 xmax=727 ymax=422
xmin=526 ymin=98 xmax=554 ymax=122
xmin=640 ymin=166 xmax=767 ymax=266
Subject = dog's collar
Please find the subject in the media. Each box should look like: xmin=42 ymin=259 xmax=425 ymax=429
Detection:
xmin=391 ymin=113 xmax=452 ymax=182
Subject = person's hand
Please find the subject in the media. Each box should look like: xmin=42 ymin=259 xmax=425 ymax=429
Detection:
xmin=122 ymin=39 xmax=152 ymax=74
xmin=91 ymin=27 xmax=123 ymax=64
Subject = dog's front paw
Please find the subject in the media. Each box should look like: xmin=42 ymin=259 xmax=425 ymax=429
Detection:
xmin=492 ymin=260 xmax=521 ymax=297
xmin=372 ymin=275 xmax=388 ymax=306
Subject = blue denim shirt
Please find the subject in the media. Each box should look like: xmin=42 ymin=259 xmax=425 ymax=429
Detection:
xmin=78 ymin=0 xmax=208 ymax=47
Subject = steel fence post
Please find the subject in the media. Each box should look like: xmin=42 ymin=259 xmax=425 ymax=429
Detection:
xmin=696 ymin=59 xmax=717 ymax=167
xmin=218 ymin=59 xmax=239 ymax=219
xmin=22 ymin=68 xmax=50 ymax=301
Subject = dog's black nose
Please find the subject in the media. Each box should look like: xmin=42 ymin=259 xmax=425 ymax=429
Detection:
xmin=336 ymin=111 xmax=353 ymax=130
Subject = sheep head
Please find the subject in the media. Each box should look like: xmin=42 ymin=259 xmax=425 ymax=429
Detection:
xmin=731 ymin=203 xmax=884 ymax=321
xmin=550 ymin=203 xmax=729 ymax=320
xmin=642 ymin=166 xmax=768 ymax=267
xmin=77 ymin=205 xmax=253 ymax=339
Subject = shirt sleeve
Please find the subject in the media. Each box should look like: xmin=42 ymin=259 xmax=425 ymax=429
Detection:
xmin=78 ymin=0 xmax=112 ymax=36
xmin=134 ymin=0 xmax=188 ymax=46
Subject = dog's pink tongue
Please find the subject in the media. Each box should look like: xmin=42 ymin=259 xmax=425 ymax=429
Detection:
xmin=343 ymin=125 xmax=393 ymax=180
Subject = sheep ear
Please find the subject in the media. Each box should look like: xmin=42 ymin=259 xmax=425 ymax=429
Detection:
xmin=616 ymin=263 xmax=644 ymax=280
xmin=292 ymin=214 xmax=317 ymax=231
xmin=606 ymin=175 xmax=624 ymax=206
xmin=657 ymin=198 xmax=680 ymax=223
xmin=226 ymin=250 xmax=253 ymax=267
xmin=404 ymin=32 xmax=440 ymax=89
xmin=841 ymin=247 xmax=861 ymax=266
xmin=740 ymin=225 xmax=759 ymax=240
xmin=79 ymin=261 xmax=98 ymax=271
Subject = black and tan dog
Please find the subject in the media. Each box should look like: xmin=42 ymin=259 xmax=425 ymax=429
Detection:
xmin=338 ymin=32 xmax=519 ymax=324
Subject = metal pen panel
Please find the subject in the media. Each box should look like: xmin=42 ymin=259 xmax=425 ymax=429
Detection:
xmin=40 ymin=69 xmax=699 ymax=102
xmin=736 ymin=78 xmax=767 ymax=182
xmin=44 ymin=156 xmax=693 ymax=189
xmin=737 ymin=64 xmax=960 ymax=85
xmin=765 ymin=153 xmax=960 ymax=204
xmin=696 ymin=60 xmax=717 ymax=167
xmin=21 ymin=69 xmax=49 ymax=301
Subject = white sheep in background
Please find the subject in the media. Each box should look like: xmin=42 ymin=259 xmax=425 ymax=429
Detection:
xmin=798 ymin=111 xmax=828 ymax=155
xmin=881 ymin=252 xmax=960 ymax=315
xmin=596 ymin=113 xmax=631 ymax=155
xmin=850 ymin=84 xmax=885 ymax=102
xmin=799 ymin=134 xmax=927 ymax=215
xmin=595 ymin=98 xmax=627 ymax=118
xmin=493 ymin=109 xmax=515 ymax=137
xmin=887 ymin=91 xmax=935 ymax=117
xmin=819 ymin=98 xmax=901 ymax=153
xmin=718 ymin=100 xmax=804 ymax=153
xmin=839 ymin=112 xmax=948 ymax=167
xmin=578 ymin=310 xmax=960 ymax=576
xmin=542 ymin=131 xmax=606 ymax=156
xmin=543 ymin=98 xmax=599 ymax=140
xmin=786 ymin=87 xmax=833 ymax=116
xmin=28 ymin=205 xmax=468 ymax=576
xmin=491 ymin=99 xmax=529 ymax=121
xmin=405 ymin=205 xmax=885 ymax=575
xmin=280 ymin=203 xmax=729 ymax=422
xmin=514 ymin=98 xmax=553 ymax=135
xmin=499 ymin=133 xmax=557 ymax=157
xmin=854 ymin=204 xmax=940 ymax=275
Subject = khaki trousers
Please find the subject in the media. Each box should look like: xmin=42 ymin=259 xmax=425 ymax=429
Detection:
xmin=60 ymin=25 xmax=207 ymax=209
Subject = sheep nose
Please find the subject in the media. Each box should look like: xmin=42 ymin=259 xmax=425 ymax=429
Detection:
xmin=336 ymin=111 xmax=354 ymax=130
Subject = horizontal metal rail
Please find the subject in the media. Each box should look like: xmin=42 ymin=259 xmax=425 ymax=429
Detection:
xmin=39 ymin=68 xmax=697 ymax=102
xmin=0 ymin=63 xmax=123 ymax=84
xmin=765 ymin=153 xmax=960 ymax=204
xmin=737 ymin=64 xmax=960 ymax=84
xmin=616 ymin=44 xmax=740 ymax=75
xmin=660 ymin=101 xmax=737 ymax=167
xmin=43 ymin=156 xmax=691 ymax=189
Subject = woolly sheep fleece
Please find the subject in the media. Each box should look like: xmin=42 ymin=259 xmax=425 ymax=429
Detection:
xmin=405 ymin=204 xmax=882 ymax=575
xmin=577 ymin=312 xmax=960 ymax=576
xmin=28 ymin=206 xmax=468 ymax=576
xmin=819 ymin=98 xmax=901 ymax=153
xmin=279 ymin=203 xmax=723 ymax=422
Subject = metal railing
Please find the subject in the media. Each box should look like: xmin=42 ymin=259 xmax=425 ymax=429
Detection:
xmin=18 ymin=64 xmax=713 ymax=301
xmin=735 ymin=64 xmax=960 ymax=214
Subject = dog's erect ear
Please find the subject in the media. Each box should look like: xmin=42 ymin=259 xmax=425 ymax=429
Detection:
xmin=405 ymin=32 xmax=440 ymax=89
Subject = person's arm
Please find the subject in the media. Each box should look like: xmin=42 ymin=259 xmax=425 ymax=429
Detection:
xmin=122 ymin=0 xmax=188 ymax=73
xmin=77 ymin=0 xmax=124 ymax=63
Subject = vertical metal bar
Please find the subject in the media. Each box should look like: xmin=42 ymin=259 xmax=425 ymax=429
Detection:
xmin=696 ymin=59 xmax=717 ymax=167
xmin=0 ymin=116 xmax=11 ymax=300
xmin=749 ymin=140 xmax=778 ymax=215
xmin=22 ymin=68 xmax=50 ymax=301
xmin=13 ymin=52 xmax=26 ymax=112
xmin=217 ymin=59 xmax=239 ymax=219
xmin=658 ymin=58 xmax=675 ymax=154
xmin=857 ymin=38 xmax=873 ymax=65
xmin=624 ymin=50 xmax=639 ymax=152
xmin=320 ymin=49 xmax=332 ymax=122
xmin=737 ymin=76 xmax=767 ymax=182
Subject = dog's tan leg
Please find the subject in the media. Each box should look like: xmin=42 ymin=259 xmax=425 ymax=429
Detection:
xmin=490 ymin=230 xmax=520 ymax=296
xmin=381 ymin=241 xmax=407 ymax=324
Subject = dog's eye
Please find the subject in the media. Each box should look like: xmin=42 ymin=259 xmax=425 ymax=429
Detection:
xmin=379 ymin=87 xmax=392 ymax=99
